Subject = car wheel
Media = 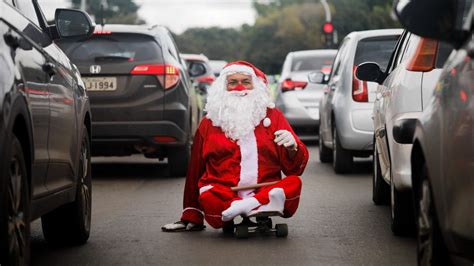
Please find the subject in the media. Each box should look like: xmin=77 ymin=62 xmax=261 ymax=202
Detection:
xmin=168 ymin=141 xmax=191 ymax=177
xmin=318 ymin=126 xmax=333 ymax=163
xmin=416 ymin=165 xmax=450 ymax=265
xmin=41 ymin=126 xmax=91 ymax=245
xmin=332 ymin=127 xmax=353 ymax=174
xmin=0 ymin=134 xmax=30 ymax=266
xmin=372 ymin=142 xmax=389 ymax=205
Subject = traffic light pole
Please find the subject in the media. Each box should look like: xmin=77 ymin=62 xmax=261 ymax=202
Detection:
xmin=320 ymin=0 xmax=335 ymax=48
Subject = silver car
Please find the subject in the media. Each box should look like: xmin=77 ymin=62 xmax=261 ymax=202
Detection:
xmin=275 ymin=49 xmax=337 ymax=140
xmin=356 ymin=31 xmax=452 ymax=235
xmin=315 ymin=29 xmax=402 ymax=174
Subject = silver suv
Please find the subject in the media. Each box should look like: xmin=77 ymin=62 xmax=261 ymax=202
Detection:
xmin=314 ymin=29 xmax=402 ymax=174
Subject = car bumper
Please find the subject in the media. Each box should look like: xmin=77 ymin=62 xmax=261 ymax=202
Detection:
xmin=92 ymin=120 xmax=187 ymax=146
xmin=390 ymin=141 xmax=413 ymax=191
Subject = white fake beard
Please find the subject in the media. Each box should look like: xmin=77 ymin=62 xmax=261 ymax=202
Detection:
xmin=205 ymin=77 xmax=272 ymax=141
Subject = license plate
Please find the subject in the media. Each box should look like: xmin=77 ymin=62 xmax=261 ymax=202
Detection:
xmin=83 ymin=77 xmax=117 ymax=91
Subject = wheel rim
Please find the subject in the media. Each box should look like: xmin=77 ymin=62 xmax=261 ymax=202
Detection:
xmin=80 ymin=138 xmax=91 ymax=231
xmin=8 ymin=157 xmax=27 ymax=264
xmin=417 ymin=179 xmax=433 ymax=265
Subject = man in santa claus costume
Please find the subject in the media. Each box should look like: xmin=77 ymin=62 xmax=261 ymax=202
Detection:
xmin=162 ymin=61 xmax=309 ymax=232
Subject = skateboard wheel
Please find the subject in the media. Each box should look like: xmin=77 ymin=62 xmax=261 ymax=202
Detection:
xmin=235 ymin=225 xmax=249 ymax=239
xmin=223 ymin=225 xmax=234 ymax=235
xmin=275 ymin=224 xmax=288 ymax=238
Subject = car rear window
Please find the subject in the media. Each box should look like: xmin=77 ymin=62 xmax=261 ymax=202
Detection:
xmin=354 ymin=36 xmax=399 ymax=71
xmin=436 ymin=42 xmax=453 ymax=68
xmin=58 ymin=34 xmax=162 ymax=64
xmin=291 ymin=55 xmax=335 ymax=71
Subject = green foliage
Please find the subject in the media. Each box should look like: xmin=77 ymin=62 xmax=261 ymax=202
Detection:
xmin=70 ymin=0 xmax=144 ymax=24
xmin=175 ymin=0 xmax=400 ymax=73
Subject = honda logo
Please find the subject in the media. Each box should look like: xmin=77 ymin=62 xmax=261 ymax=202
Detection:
xmin=90 ymin=65 xmax=101 ymax=74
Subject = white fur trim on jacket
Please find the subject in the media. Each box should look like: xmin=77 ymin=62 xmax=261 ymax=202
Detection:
xmin=237 ymin=132 xmax=258 ymax=199
xmin=220 ymin=65 xmax=255 ymax=77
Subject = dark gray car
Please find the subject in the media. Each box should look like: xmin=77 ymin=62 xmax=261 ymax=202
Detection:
xmin=0 ymin=2 xmax=94 ymax=264
xmin=58 ymin=25 xmax=202 ymax=177
xmin=394 ymin=0 xmax=473 ymax=264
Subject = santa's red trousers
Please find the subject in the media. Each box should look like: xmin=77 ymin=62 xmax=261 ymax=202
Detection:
xmin=198 ymin=175 xmax=302 ymax=229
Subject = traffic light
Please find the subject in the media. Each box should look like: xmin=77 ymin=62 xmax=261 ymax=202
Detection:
xmin=322 ymin=22 xmax=334 ymax=48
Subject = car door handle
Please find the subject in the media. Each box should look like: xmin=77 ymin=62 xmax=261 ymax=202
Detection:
xmin=4 ymin=32 xmax=20 ymax=49
xmin=43 ymin=62 xmax=56 ymax=77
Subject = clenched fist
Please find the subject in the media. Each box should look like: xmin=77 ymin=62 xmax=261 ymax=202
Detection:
xmin=274 ymin=130 xmax=298 ymax=151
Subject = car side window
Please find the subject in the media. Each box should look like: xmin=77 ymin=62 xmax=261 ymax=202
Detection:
xmin=329 ymin=38 xmax=348 ymax=79
xmin=387 ymin=32 xmax=409 ymax=72
xmin=165 ymin=33 xmax=179 ymax=59
xmin=13 ymin=0 xmax=41 ymax=28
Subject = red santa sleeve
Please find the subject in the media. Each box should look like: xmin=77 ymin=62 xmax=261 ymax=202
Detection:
xmin=274 ymin=109 xmax=309 ymax=176
xmin=180 ymin=120 xmax=207 ymax=225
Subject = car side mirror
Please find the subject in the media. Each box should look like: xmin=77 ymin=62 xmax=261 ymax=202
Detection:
xmin=308 ymin=71 xmax=327 ymax=84
xmin=355 ymin=62 xmax=386 ymax=85
xmin=188 ymin=62 xmax=207 ymax=78
xmin=55 ymin=9 xmax=95 ymax=39
xmin=393 ymin=0 xmax=471 ymax=47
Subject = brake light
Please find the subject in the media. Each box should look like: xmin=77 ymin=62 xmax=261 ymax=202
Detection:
xmin=321 ymin=66 xmax=332 ymax=74
xmin=406 ymin=38 xmax=439 ymax=72
xmin=131 ymin=64 xmax=180 ymax=89
xmin=281 ymin=79 xmax=307 ymax=92
xmin=153 ymin=136 xmax=177 ymax=143
xmin=197 ymin=75 xmax=215 ymax=84
xmin=94 ymin=30 xmax=112 ymax=35
xmin=352 ymin=65 xmax=368 ymax=102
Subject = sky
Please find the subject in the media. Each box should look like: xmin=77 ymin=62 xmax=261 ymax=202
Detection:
xmin=39 ymin=0 xmax=257 ymax=33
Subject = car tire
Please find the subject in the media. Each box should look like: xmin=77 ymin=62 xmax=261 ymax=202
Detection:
xmin=0 ymin=134 xmax=30 ymax=265
xmin=168 ymin=141 xmax=191 ymax=177
xmin=319 ymin=125 xmax=333 ymax=163
xmin=41 ymin=126 xmax=92 ymax=245
xmin=372 ymin=142 xmax=389 ymax=205
xmin=416 ymin=165 xmax=450 ymax=265
xmin=332 ymin=127 xmax=353 ymax=174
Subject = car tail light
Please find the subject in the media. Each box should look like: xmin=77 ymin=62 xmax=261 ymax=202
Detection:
xmin=352 ymin=65 xmax=368 ymax=102
xmin=281 ymin=79 xmax=307 ymax=92
xmin=406 ymin=38 xmax=439 ymax=72
xmin=153 ymin=136 xmax=177 ymax=143
xmin=131 ymin=64 xmax=180 ymax=89
xmin=197 ymin=75 xmax=215 ymax=85
xmin=94 ymin=30 xmax=112 ymax=35
xmin=321 ymin=66 xmax=332 ymax=74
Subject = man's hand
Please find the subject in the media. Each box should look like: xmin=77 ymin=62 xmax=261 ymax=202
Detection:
xmin=274 ymin=130 xmax=298 ymax=151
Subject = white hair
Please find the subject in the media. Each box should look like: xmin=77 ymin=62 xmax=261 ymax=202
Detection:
xmin=205 ymin=71 xmax=274 ymax=141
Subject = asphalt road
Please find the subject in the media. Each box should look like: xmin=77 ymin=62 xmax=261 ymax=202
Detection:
xmin=30 ymin=144 xmax=416 ymax=265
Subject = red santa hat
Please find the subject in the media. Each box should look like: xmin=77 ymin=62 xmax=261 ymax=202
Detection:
xmin=220 ymin=61 xmax=268 ymax=85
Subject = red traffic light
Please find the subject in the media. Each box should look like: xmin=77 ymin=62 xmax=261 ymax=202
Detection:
xmin=322 ymin=22 xmax=333 ymax=33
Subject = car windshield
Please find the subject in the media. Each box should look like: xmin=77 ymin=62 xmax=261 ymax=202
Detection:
xmin=354 ymin=36 xmax=400 ymax=71
xmin=58 ymin=34 xmax=162 ymax=63
xmin=291 ymin=55 xmax=335 ymax=71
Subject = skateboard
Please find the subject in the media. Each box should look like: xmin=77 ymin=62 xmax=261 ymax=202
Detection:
xmin=223 ymin=211 xmax=288 ymax=239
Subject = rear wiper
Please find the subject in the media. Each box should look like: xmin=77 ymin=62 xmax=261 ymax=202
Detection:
xmin=94 ymin=55 xmax=132 ymax=62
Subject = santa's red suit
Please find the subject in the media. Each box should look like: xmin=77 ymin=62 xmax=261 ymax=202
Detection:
xmin=181 ymin=106 xmax=309 ymax=229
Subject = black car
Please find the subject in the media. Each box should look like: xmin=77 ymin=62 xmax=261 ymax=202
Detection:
xmin=58 ymin=25 xmax=203 ymax=177
xmin=0 ymin=1 xmax=94 ymax=264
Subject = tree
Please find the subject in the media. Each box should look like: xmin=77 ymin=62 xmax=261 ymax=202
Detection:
xmin=70 ymin=0 xmax=145 ymax=24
